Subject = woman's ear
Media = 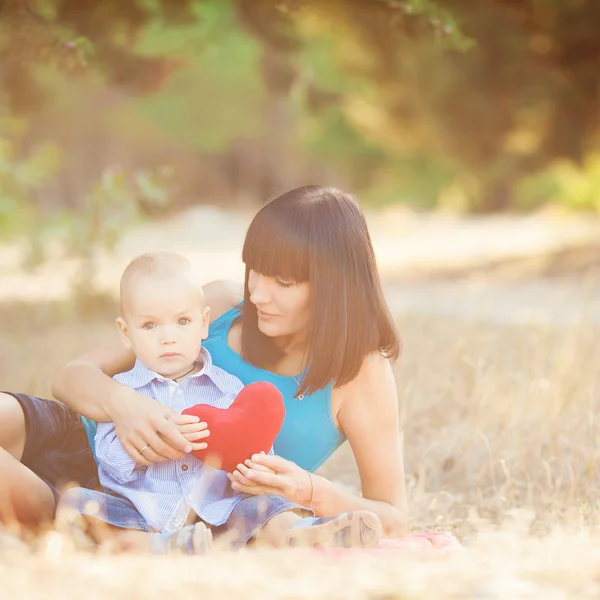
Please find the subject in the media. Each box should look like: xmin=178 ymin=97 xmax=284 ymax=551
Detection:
xmin=116 ymin=317 xmax=133 ymax=349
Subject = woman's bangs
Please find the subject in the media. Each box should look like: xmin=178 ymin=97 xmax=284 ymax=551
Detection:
xmin=242 ymin=211 xmax=310 ymax=283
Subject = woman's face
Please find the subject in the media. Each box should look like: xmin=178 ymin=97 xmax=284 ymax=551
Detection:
xmin=247 ymin=269 xmax=312 ymax=340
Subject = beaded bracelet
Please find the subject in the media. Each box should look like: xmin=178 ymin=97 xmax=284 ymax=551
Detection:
xmin=306 ymin=469 xmax=315 ymax=511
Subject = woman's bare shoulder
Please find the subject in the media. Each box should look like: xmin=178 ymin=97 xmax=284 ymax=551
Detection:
xmin=347 ymin=352 xmax=396 ymax=395
xmin=202 ymin=279 xmax=244 ymax=322
xmin=331 ymin=352 xmax=398 ymax=427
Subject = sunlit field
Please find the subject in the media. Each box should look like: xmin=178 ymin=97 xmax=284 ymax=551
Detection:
xmin=6 ymin=0 xmax=600 ymax=595
xmin=3 ymin=287 xmax=600 ymax=599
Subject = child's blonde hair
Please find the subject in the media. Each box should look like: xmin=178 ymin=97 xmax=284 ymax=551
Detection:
xmin=119 ymin=251 xmax=202 ymax=315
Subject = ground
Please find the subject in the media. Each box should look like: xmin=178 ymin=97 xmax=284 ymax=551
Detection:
xmin=2 ymin=207 xmax=600 ymax=598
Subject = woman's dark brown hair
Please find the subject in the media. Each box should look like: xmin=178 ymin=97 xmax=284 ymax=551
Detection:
xmin=240 ymin=185 xmax=400 ymax=397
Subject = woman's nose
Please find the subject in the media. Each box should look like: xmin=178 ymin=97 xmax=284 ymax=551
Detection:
xmin=250 ymin=276 xmax=270 ymax=304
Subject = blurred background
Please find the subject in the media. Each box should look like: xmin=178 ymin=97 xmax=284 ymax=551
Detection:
xmin=3 ymin=0 xmax=600 ymax=543
xmin=2 ymin=0 xmax=600 ymax=299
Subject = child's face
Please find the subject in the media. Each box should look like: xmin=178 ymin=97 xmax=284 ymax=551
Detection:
xmin=117 ymin=276 xmax=210 ymax=379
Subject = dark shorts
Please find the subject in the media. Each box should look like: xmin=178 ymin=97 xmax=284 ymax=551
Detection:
xmin=2 ymin=392 xmax=99 ymax=504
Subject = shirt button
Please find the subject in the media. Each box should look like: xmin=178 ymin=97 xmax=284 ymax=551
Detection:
xmin=181 ymin=464 xmax=188 ymax=471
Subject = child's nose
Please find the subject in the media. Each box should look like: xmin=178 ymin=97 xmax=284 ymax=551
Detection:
xmin=160 ymin=325 xmax=177 ymax=344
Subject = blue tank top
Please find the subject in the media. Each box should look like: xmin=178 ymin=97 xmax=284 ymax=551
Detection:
xmin=82 ymin=305 xmax=346 ymax=472
xmin=203 ymin=306 xmax=345 ymax=472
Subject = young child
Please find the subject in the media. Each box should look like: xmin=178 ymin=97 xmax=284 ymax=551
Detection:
xmin=58 ymin=251 xmax=382 ymax=553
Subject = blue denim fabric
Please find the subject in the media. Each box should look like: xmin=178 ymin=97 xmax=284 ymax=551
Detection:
xmin=59 ymin=487 xmax=151 ymax=531
xmin=3 ymin=392 xmax=99 ymax=503
xmin=58 ymin=488 xmax=311 ymax=546
xmin=210 ymin=494 xmax=312 ymax=549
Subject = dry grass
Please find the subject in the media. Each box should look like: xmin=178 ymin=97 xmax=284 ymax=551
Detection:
xmin=2 ymin=298 xmax=600 ymax=598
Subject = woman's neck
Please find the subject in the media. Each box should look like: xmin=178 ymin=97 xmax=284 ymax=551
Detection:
xmin=272 ymin=330 xmax=307 ymax=356
xmin=270 ymin=331 xmax=308 ymax=374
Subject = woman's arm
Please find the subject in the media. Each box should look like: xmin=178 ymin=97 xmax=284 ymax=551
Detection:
xmin=50 ymin=279 xmax=242 ymax=464
xmin=311 ymin=353 xmax=407 ymax=536
xmin=52 ymin=335 xmax=188 ymax=464
xmin=202 ymin=279 xmax=243 ymax=316
xmin=51 ymin=336 xmax=135 ymax=422
xmin=230 ymin=353 xmax=408 ymax=537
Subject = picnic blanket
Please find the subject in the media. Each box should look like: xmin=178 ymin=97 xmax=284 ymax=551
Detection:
xmin=310 ymin=532 xmax=463 ymax=557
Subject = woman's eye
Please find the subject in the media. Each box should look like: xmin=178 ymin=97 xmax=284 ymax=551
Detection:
xmin=142 ymin=323 xmax=156 ymax=330
xmin=276 ymin=279 xmax=294 ymax=288
xmin=178 ymin=318 xmax=191 ymax=325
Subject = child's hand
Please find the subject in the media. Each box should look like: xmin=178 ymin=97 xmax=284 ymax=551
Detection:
xmin=165 ymin=414 xmax=210 ymax=452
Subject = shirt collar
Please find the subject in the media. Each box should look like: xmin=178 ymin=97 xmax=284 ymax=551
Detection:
xmin=128 ymin=347 xmax=227 ymax=392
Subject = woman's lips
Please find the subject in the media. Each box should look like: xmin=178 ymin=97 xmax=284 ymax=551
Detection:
xmin=257 ymin=310 xmax=277 ymax=320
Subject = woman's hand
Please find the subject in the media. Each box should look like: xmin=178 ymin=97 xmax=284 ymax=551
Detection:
xmin=107 ymin=388 xmax=204 ymax=466
xmin=227 ymin=453 xmax=312 ymax=507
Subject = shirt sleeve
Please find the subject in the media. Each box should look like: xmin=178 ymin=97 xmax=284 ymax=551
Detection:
xmin=95 ymin=421 xmax=145 ymax=484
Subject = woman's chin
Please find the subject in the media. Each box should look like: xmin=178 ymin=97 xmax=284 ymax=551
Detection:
xmin=257 ymin=321 xmax=278 ymax=337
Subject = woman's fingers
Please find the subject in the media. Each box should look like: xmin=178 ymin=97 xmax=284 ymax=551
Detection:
xmin=121 ymin=436 xmax=152 ymax=467
xmin=248 ymin=453 xmax=290 ymax=472
xmin=233 ymin=463 xmax=255 ymax=484
xmin=244 ymin=459 xmax=275 ymax=473
xmin=111 ymin=391 xmax=194 ymax=459
xmin=244 ymin=469 xmax=285 ymax=489
xmin=229 ymin=481 xmax=280 ymax=496
xmin=235 ymin=462 xmax=287 ymax=491
xmin=123 ymin=434 xmax=163 ymax=466
xmin=123 ymin=427 xmax=191 ymax=464
xmin=229 ymin=481 xmax=262 ymax=495
xmin=227 ymin=472 xmax=280 ymax=496
xmin=144 ymin=428 xmax=187 ymax=461
xmin=136 ymin=445 xmax=165 ymax=464
xmin=228 ymin=469 xmax=257 ymax=488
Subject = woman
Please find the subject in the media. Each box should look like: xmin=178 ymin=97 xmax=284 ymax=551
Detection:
xmin=0 ymin=185 xmax=407 ymax=539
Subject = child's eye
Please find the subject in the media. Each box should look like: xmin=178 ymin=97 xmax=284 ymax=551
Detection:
xmin=142 ymin=322 xmax=156 ymax=330
xmin=178 ymin=318 xmax=191 ymax=325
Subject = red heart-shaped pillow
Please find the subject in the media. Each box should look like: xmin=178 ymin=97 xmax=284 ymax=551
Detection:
xmin=182 ymin=381 xmax=286 ymax=473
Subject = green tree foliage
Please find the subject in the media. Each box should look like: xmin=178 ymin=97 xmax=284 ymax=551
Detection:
xmin=348 ymin=0 xmax=600 ymax=211
xmin=0 ymin=116 xmax=173 ymax=294
xmin=2 ymin=0 xmax=600 ymax=214
xmin=0 ymin=118 xmax=62 ymax=259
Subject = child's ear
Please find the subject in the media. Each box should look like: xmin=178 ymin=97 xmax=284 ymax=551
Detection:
xmin=200 ymin=305 xmax=211 ymax=340
xmin=116 ymin=317 xmax=132 ymax=350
